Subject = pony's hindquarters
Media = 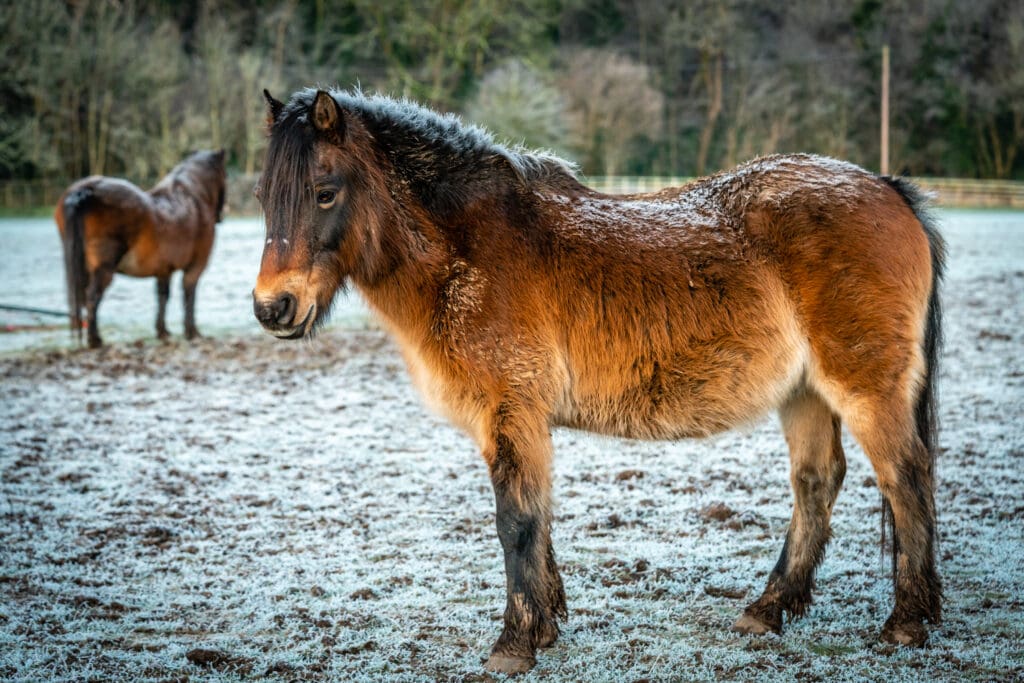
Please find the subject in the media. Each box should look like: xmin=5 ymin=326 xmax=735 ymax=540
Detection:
xmin=756 ymin=178 xmax=944 ymax=644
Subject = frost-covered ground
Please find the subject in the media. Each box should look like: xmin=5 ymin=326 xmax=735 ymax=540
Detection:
xmin=1 ymin=210 xmax=1022 ymax=682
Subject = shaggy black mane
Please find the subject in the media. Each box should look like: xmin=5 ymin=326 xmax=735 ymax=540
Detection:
xmin=264 ymin=88 xmax=578 ymax=223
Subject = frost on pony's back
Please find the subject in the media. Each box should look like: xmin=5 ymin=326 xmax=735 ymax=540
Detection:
xmin=253 ymin=88 xmax=945 ymax=674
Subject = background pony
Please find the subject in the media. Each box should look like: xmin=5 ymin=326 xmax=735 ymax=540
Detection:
xmin=56 ymin=149 xmax=227 ymax=348
xmin=254 ymin=89 xmax=944 ymax=674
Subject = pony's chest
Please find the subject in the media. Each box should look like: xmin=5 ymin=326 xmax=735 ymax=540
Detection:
xmin=400 ymin=342 xmax=492 ymax=447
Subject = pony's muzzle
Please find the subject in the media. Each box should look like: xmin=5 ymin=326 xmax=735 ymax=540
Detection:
xmin=253 ymin=291 xmax=297 ymax=330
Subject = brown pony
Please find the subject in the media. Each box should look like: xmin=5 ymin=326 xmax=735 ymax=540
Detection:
xmin=56 ymin=149 xmax=227 ymax=348
xmin=254 ymin=89 xmax=945 ymax=674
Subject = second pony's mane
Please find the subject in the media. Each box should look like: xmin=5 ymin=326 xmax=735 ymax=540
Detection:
xmin=150 ymin=150 xmax=225 ymax=221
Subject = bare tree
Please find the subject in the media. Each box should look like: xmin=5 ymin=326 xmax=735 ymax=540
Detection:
xmin=464 ymin=59 xmax=572 ymax=157
xmin=560 ymin=48 xmax=664 ymax=176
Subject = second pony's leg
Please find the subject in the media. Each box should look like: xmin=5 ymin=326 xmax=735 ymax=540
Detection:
xmin=182 ymin=229 xmax=212 ymax=341
xmin=85 ymin=266 xmax=114 ymax=349
xmin=484 ymin=409 xmax=566 ymax=674
xmin=182 ymin=268 xmax=202 ymax=340
xmin=736 ymin=387 xmax=846 ymax=635
xmin=155 ymin=275 xmax=171 ymax=340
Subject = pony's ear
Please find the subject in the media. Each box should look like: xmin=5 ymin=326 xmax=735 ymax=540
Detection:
xmin=264 ymin=89 xmax=285 ymax=124
xmin=312 ymin=90 xmax=345 ymax=140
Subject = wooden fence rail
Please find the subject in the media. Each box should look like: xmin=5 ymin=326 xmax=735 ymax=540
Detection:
xmin=3 ymin=174 xmax=1023 ymax=213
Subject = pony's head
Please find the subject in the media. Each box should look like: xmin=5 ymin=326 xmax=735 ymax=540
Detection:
xmin=253 ymin=87 xmax=577 ymax=340
xmin=253 ymin=89 xmax=392 ymax=339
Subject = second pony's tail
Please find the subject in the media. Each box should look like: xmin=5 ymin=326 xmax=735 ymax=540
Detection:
xmin=61 ymin=187 xmax=94 ymax=345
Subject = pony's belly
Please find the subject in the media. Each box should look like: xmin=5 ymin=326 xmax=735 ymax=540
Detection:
xmin=553 ymin=406 xmax=716 ymax=440
xmin=117 ymin=250 xmax=148 ymax=276
xmin=554 ymin=333 xmax=809 ymax=441
xmin=116 ymin=238 xmax=186 ymax=277
xmin=552 ymin=391 xmax=755 ymax=440
xmin=555 ymin=368 xmax=798 ymax=440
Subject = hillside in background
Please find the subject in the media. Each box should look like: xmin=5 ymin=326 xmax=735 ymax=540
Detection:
xmin=1 ymin=0 xmax=1022 ymax=184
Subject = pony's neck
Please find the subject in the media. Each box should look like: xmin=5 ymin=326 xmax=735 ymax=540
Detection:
xmin=354 ymin=249 xmax=448 ymax=349
xmin=348 ymin=199 xmax=453 ymax=345
xmin=156 ymin=167 xmax=221 ymax=219
xmin=352 ymin=110 xmax=520 ymax=222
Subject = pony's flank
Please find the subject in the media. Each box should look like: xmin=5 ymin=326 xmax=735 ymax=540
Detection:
xmin=879 ymin=175 xmax=945 ymax=458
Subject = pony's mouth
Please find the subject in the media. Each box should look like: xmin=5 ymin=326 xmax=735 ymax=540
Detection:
xmin=273 ymin=304 xmax=316 ymax=340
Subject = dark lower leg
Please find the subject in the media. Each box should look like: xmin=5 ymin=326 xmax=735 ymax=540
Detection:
xmin=879 ymin=449 xmax=941 ymax=645
xmin=86 ymin=269 xmax=113 ymax=349
xmin=183 ymin=278 xmax=199 ymax=339
xmin=740 ymin=475 xmax=841 ymax=632
xmin=156 ymin=276 xmax=170 ymax=339
xmin=486 ymin=434 xmax=565 ymax=673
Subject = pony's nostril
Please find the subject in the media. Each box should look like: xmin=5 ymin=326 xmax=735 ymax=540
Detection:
xmin=253 ymin=293 xmax=297 ymax=328
xmin=274 ymin=293 xmax=297 ymax=326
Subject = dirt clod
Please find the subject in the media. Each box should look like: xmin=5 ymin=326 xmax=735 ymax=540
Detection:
xmin=700 ymin=502 xmax=736 ymax=522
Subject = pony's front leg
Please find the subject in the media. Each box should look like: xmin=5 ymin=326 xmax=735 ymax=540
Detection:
xmin=484 ymin=426 xmax=566 ymax=674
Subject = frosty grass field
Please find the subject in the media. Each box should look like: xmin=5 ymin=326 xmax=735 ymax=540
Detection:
xmin=1 ymin=210 xmax=1022 ymax=682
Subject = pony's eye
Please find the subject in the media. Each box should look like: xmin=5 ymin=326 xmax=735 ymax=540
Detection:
xmin=316 ymin=189 xmax=337 ymax=208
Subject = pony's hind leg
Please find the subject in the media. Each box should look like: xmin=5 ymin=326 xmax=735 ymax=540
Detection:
xmin=182 ymin=270 xmax=201 ymax=340
xmin=483 ymin=409 xmax=566 ymax=674
xmin=736 ymin=387 xmax=845 ymax=635
xmin=847 ymin=407 xmax=941 ymax=646
xmin=155 ymin=275 xmax=171 ymax=340
xmin=85 ymin=266 xmax=115 ymax=349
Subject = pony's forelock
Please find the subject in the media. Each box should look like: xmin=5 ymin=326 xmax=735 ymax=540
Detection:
xmin=262 ymin=101 xmax=317 ymax=240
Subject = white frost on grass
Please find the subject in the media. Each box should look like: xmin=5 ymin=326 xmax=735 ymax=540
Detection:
xmin=1 ymin=209 xmax=1022 ymax=681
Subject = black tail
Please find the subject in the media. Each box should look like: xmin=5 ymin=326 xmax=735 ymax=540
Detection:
xmin=61 ymin=188 xmax=94 ymax=345
xmin=879 ymin=175 xmax=946 ymax=582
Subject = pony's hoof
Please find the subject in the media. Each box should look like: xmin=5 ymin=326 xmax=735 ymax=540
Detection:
xmin=881 ymin=620 xmax=928 ymax=647
xmin=733 ymin=612 xmax=777 ymax=635
xmin=484 ymin=653 xmax=535 ymax=674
